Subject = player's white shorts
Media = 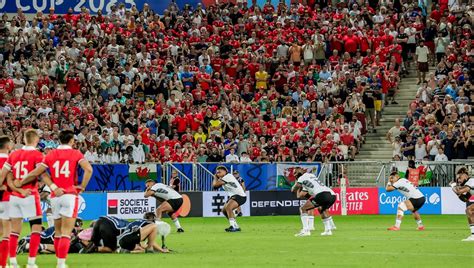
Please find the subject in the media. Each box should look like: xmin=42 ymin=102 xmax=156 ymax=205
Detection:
xmin=9 ymin=195 xmax=42 ymax=219
xmin=0 ymin=201 xmax=9 ymax=220
xmin=51 ymin=194 xmax=79 ymax=219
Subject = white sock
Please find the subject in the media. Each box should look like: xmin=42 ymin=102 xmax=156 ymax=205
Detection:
xmin=328 ymin=216 xmax=336 ymax=228
xmin=57 ymin=258 xmax=66 ymax=268
xmin=173 ymin=218 xmax=182 ymax=229
xmin=28 ymin=257 xmax=36 ymax=265
xmin=308 ymin=216 xmax=314 ymax=229
xmin=229 ymin=218 xmax=238 ymax=228
xmin=10 ymin=257 xmax=17 ymax=264
xmin=300 ymin=213 xmax=308 ymax=231
xmin=47 ymin=213 xmax=55 ymax=227
xmin=395 ymin=219 xmax=402 ymax=228
xmin=470 ymin=225 xmax=474 ymax=235
xmin=416 ymin=220 xmax=423 ymax=227
xmin=322 ymin=218 xmax=331 ymax=232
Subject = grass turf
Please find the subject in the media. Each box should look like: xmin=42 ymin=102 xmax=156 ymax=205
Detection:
xmin=13 ymin=215 xmax=474 ymax=267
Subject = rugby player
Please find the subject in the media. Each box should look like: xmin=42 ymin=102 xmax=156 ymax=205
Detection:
xmin=0 ymin=136 xmax=11 ymax=268
xmin=212 ymin=166 xmax=247 ymax=232
xmin=19 ymin=130 xmax=93 ymax=268
xmin=17 ymin=219 xmax=84 ymax=254
xmin=117 ymin=212 xmax=169 ymax=253
xmin=386 ymin=172 xmax=425 ymax=231
xmin=292 ymin=168 xmax=337 ymax=236
xmin=2 ymin=130 xmax=44 ymax=268
xmin=144 ymin=180 xmax=184 ymax=232
xmin=38 ymin=180 xmax=54 ymax=227
xmin=84 ymin=216 xmax=130 ymax=253
xmin=451 ymin=167 xmax=474 ymax=241
xmin=233 ymin=171 xmax=246 ymax=217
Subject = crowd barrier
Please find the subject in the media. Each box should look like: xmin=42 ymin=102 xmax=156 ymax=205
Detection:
xmin=47 ymin=187 xmax=471 ymax=220
xmin=82 ymin=162 xmax=323 ymax=191
xmin=81 ymin=161 xmax=473 ymax=192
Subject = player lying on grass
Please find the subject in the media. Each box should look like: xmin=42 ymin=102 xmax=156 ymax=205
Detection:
xmin=386 ymin=172 xmax=425 ymax=231
xmin=82 ymin=216 xmax=130 ymax=253
xmin=450 ymin=167 xmax=474 ymax=242
xmin=212 ymin=166 xmax=247 ymax=232
xmin=144 ymin=180 xmax=184 ymax=233
xmin=17 ymin=219 xmax=85 ymax=254
xmin=292 ymin=167 xmax=337 ymax=237
xmin=117 ymin=212 xmax=169 ymax=254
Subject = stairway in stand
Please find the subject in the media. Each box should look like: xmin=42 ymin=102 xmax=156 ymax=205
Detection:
xmin=357 ymin=67 xmax=419 ymax=161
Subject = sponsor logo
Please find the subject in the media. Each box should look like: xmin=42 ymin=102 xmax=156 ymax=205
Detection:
xmin=379 ymin=193 xmax=406 ymax=208
xmin=379 ymin=192 xmax=441 ymax=208
xmin=77 ymin=195 xmax=86 ymax=214
xmin=428 ymin=193 xmax=440 ymax=205
xmin=251 ymin=200 xmax=306 ymax=208
xmin=211 ymin=193 xmax=227 ymax=216
xmin=108 ymin=199 xmax=118 ymax=214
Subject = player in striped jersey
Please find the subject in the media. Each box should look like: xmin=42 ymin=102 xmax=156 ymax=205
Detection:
xmin=84 ymin=216 xmax=130 ymax=253
xmin=117 ymin=212 xmax=169 ymax=253
xmin=386 ymin=172 xmax=426 ymax=231
xmin=451 ymin=167 xmax=474 ymax=241
xmin=144 ymin=180 xmax=184 ymax=232
xmin=292 ymin=168 xmax=337 ymax=237
xmin=0 ymin=136 xmax=12 ymax=268
xmin=213 ymin=166 xmax=247 ymax=232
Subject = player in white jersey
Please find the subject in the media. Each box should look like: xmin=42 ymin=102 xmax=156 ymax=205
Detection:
xmin=386 ymin=172 xmax=426 ymax=231
xmin=451 ymin=167 xmax=474 ymax=241
xmin=212 ymin=166 xmax=247 ymax=232
xmin=292 ymin=168 xmax=337 ymax=237
xmin=144 ymin=180 xmax=184 ymax=233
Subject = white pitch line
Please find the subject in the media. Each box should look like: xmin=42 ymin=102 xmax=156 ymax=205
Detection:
xmin=290 ymin=251 xmax=473 ymax=258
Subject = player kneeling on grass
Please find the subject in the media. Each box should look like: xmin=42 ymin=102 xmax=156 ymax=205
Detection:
xmin=83 ymin=216 xmax=130 ymax=253
xmin=292 ymin=168 xmax=337 ymax=237
xmin=386 ymin=172 xmax=425 ymax=231
xmin=144 ymin=180 xmax=184 ymax=233
xmin=450 ymin=167 xmax=474 ymax=242
xmin=117 ymin=212 xmax=169 ymax=253
xmin=212 ymin=166 xmax=247 ymax=232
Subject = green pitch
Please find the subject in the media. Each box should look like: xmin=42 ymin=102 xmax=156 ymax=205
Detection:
xmin=16 ymin=215 xmax=474 ymax=267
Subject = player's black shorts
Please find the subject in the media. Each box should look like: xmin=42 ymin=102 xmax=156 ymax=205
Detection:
xmin=167 ymin=198 xmax=183 ymax=212
xmin=230 ymin=195 xmax=247 ymax=206
xmin=409 ymin=196 xmax=426 ymax=212
xmin=119 ymin=229 xmax=141 ymax=251
xmin=467 ymin=201 xmax=474 ymax=208
xmin=91 ymin=218 xmax=120 ymax=250
xmin=310 ymin=192 xmax=336 ymax=211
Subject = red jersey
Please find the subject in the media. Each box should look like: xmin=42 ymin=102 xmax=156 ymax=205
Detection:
xmin=0 ymin=153 xmax=9 ymax=201
xmin=4 ymin=146 xmax=43 ymax=198
xmin=41 ymin=145 xmax=85 ymax=196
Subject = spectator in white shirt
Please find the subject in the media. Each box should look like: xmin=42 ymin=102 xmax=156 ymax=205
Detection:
xmin=239 ymin=152 xmax=252 ymax=163
xmin=414 ymin=137 xmax=427 ymax=161
xmin=434 ymin=148 xmax=448 ymax=161
xmin=226 ymin=148 xmax=240 ymax=163
xmin=132 ymin=139 xmax=146 ymax=164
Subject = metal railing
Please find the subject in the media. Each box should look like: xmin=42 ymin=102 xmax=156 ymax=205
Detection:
xmin=156 ymin=161 xmax=474 ymax=191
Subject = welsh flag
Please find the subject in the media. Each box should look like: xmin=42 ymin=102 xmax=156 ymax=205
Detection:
xmin=129 ymin=164 xmax=157 ymax=181
xmin=276 ymin=164 xmax=320 ymax=189
xmin=395 ymin=162 xmax=433 ymax=185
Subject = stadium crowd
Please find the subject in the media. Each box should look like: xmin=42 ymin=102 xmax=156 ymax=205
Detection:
xmin=0 ymin=0 xmax=472 ymax=164
xmin=385 ymin=1 xmax=473 ymax=161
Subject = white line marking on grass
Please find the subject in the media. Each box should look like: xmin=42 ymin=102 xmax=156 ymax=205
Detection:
xmin=299 ymin=251 xmax=473 ymax=258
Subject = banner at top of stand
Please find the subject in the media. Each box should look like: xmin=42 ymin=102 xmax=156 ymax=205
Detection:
xmin=0 ymin=0 xmax=202 ymax=15
xmin=0 ymin=0 xmax=292 ymax=15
